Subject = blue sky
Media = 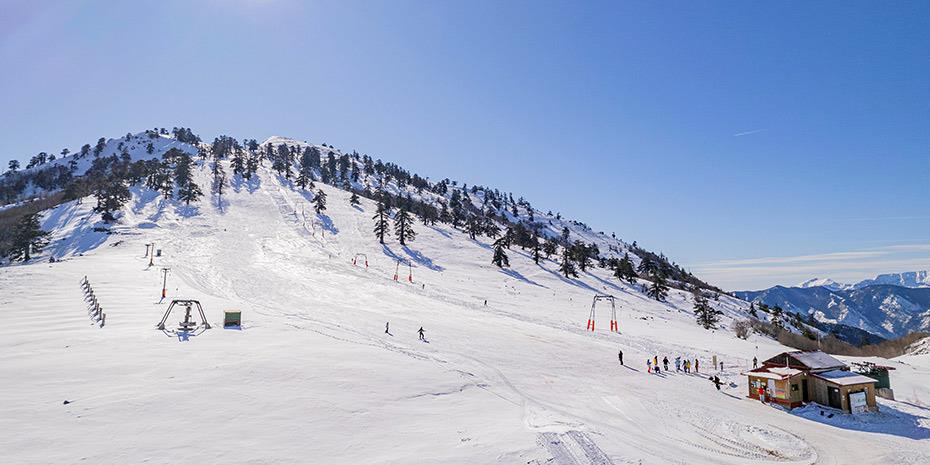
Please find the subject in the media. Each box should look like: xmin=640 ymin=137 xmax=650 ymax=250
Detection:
xmin=2 ymin=1 xmax=928 ymax=290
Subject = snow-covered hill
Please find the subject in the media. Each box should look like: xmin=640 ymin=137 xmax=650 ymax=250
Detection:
xmin=798 ymin=277 xmax=851 ymax=291
xmin=2 ymin=133 xmax=930 ymax=464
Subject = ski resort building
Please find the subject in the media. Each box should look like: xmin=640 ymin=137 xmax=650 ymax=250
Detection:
xmin=744 ymin=350 xmax=878 ymax=413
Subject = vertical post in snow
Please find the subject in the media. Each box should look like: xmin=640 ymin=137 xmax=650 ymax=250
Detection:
xmin=148 ymin=243 xmax=155 ymax=267
xmin=161 ymin=267 xmax=171 ymax=299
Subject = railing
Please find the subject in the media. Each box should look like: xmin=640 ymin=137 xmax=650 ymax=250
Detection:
xmin=80 ymin=276 xmax=105 ymax=328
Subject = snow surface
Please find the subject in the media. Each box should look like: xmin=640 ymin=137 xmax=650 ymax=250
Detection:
xmin=2 ymin=153 xmax=930 ymax=464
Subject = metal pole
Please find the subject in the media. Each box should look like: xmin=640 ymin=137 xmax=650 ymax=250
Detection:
xmin=148 ymin=243 xmax=155 ymax=267
xmin=161 ymin=267 xmax=170 ymax=299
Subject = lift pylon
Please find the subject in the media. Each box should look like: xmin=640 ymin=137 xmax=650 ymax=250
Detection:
xmin=587 ymin=294 xmax=619 ymax=333
xmin=352 ymin=253 xmax=369 ymax=269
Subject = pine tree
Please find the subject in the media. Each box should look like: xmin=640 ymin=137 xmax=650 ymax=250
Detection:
xmin=93 ymin=175 xmax=131 ymax=222
xmin=8 ymin=213 xmax=50 ymax=262
xmin=531 ymin=233 xmax=541 ymax=264
xmin=175 ymin=155 xmax=202 ymax=205
xmin=349 ymin=192 xmax=361 ymax=207
xmin=394 ymin=203 xmax=416 ymax=246
xmin=614 ymin=253 xmax=637 ymax=284
xmin=465 ymin=214 xmax=482 ymax=240
xmin=559 ymin=246 xmax=577 ymax=278
xmin=372 ymin=195 xmax=390 ymax=244
xmin=646 ymin=270 xmax=669 ymax=301
xmin=211 ymin=161 xmax=227 ymax=203
xmin=313 ymin=189 xmax=327 ymax=214
xmin=296 ymin=149 xmax=315 ymax=190
xmin=491 ymin=236 xmax=510 ymax=268
xmin=543 ymin=239 xmax=557 ymax=259
xmin=694 ymin=291 xmax=723 ymax=330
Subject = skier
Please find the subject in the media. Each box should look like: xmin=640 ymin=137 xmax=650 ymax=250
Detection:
xmin=695 ymin=359 xmax=700 ymax=373
xmin=712 ymin=375 xmax=722 ymax=391
xmin=654 ymin=356 xmax=658 ymax=367
xmin=418 ymin=327 xmax=425 ymax=341
xmin=719 ymin=361 xmax=724 ymax=372
xmin=647 ymin=359 xmax=652 ymax=373
xmin=753 ymin=356 xmax=758 ymax=368
xmin=385 ymin=322 xmax=390 ymax=334
xmin=618 ymin=349 xmax=624 ymax=366
xmin=675 ymin=356 xmax=681 ymax=372
xmin=662 ymin=356 xmax=669 ymax=372
xmin=484 ymin=300 xmax=487 ymax=306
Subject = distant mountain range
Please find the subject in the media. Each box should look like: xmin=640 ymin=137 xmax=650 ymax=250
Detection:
xmin=797 ymin=271 xmax=930 ymax=291
xmin=737 ymin=271 xmax=930 ymax=339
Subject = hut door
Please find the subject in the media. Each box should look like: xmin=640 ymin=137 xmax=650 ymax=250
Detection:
xmin=827 ymin=386 xmax=841 ymax=409
xmin=801 ymin=380 xmax=809 ymax=402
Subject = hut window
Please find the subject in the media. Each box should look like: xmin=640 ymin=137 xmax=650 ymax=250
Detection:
xmin=791 ymin=384 xmax=799 ymax=392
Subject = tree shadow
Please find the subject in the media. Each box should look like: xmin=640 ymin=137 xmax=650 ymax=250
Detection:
xmin=790 ymin=402 xmax=930 ymax=440
xmin=131 ymin=188 xmax=160 ymax=214
xmin=538 ymin=263 xmax=600 ymax=293
xmin=317 ymin=213 xmax=339 ymax=235
xmin=175 ymin=204 xmax=201 ymax=218
xmin=429 ymin=226 xmax=453 ymax=239
xmin=381 ymin=244 xmax=445 ymax=272
xmin=499 ymin=268 xmax=543 ymax=287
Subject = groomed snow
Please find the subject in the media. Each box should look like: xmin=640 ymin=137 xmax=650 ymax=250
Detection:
xmin=2 ymin=155 xmax=930 ymax=464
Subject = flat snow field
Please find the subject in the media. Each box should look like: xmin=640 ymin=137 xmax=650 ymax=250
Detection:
xmin=2 ymin=165 xmax=930 ymax=465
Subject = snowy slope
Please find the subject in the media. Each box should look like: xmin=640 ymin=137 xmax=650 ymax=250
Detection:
xmin=2 ymin=147 xmax=930 ymax=465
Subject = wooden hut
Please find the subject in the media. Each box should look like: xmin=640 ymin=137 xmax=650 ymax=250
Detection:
xmin=743 ymin=350 xmax=878 ymax=413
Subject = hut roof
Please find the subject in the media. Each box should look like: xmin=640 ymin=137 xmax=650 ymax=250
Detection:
xmin=813 ymin=370 xmax=878 ymax=386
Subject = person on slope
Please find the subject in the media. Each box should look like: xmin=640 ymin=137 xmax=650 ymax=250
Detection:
xmin=618 ymin=349 xmax=624 ymax=366
xmin=647 ymin=359 xmax=652 ymax=373
xmin=753 ymin=356 xmax=758 ymax=368
xmin=654 ymin=356 xmax=658 ymax=367
xmin=662 ymin=356 xmax=669 ymax=372
xmin=675 ymin=356 xmax=681 ymax=372
xmin=695 ymin=359 xmax=700 ymax=373
xmin=385 ymin=322 xmax=390 ymax=335
xmin=712 ymin=375 xmax=722 ymax=391
xmin=418 ymin=327 xmax=426 ymax=341
xmin=683 ymin=360 xmax=690 ymax=373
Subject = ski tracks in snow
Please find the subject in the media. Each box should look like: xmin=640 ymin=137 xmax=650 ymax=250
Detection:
xmin=538 ymin=431 xmax=614 ymax=465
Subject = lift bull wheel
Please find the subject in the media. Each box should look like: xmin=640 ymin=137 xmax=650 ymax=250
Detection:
xmin=586 ymin=294 xmax=619 ymax=333
xmin=157 ymin=299 xmax=212 ymax=331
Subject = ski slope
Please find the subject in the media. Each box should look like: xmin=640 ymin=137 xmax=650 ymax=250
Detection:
xmin=2 ymin=157 xmax=930 ymax=465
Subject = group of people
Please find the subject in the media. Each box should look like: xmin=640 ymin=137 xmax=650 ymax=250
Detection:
xmin=643 ymin=355 xmax=701 ymax=375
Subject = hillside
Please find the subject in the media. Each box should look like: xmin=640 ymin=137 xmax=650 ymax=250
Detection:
xmin=2 ymin=131 xmax=930 ymax=464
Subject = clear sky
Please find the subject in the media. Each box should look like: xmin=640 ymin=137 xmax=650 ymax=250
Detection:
xmin=2 ymin=1 xmax=929 ymax=290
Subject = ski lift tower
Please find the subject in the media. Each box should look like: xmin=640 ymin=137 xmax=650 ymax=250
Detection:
xmin=587 ymin=294 xmax=619 ymax=333
xmin=157 ymin=299 xmax=211 ymax=331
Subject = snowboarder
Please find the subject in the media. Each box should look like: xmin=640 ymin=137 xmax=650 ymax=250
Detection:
xmin=712 ymin=375 xmax=722 ymax=390
xmin=618 ymin=349 xmax=624 ymax=365
xmin=647 ymin=359 xmax=652 ymax=373
xmin=662 ymin=356 xmax=669 ymax=371
xmin=675 ymin=356 xmax=681 ymax=371
xmin=753 ymin=356 xmax=758 ymax=368
xmin=418 ymin=327 xmax=425 ymax=341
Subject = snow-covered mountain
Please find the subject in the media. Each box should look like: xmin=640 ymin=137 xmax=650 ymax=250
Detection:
xmin=736 ymin=285 xmax=930 ymax=339
xmin=2 ymin=129 xmax=930 ymax=464
xmin=798 ymin=277 xmax=851 ymax=291
xmin=793 ymin=271 xmax=930 ymax=292
xmin=856 ymin=271 xmax=930 ymax=289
